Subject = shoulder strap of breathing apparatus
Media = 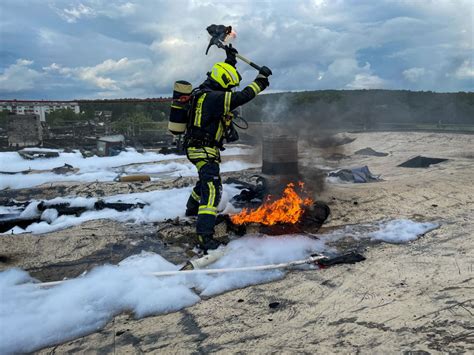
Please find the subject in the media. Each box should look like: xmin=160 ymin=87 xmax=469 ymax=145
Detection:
xmin=186 ymin=88 xmax=211 ymax=130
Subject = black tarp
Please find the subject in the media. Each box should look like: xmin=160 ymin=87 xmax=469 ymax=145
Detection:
xmin=354 ymin=147 xmax=388 ymax=157
xmin=398 ymin=156 xmax=448 ymax=168
xmin=328 ymin=166 xmax=380 ymax=183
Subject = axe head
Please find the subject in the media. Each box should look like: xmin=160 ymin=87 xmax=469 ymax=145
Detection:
xmin=207 ymin=24 xmax=232 ymax=41
xmin=205 ymin=24 xmax=232 ymax=54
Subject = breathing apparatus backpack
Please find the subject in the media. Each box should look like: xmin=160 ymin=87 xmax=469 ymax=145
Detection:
xmin=168 ymin=80 xmax=193 ymax=135
xmin=167 ymin=80 xmax=247 ymax=145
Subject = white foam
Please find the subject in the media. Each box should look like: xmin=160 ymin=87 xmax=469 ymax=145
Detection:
xmin=40 ymin=209 xmax=58 ymax=223
xmin=2 ymin=184 xmax=242 ymax=235
xmin=0 ymin=219 xmax=438 ymax=353
xmin=0 ymin=257 xmax=199 ymax=354
xmin=368 ymin=219 xmax=438 ymax=243
xmin=0 ymin=171 xmax=118 ymax=190
xmin=122 ymin=161 xmax=192 ymax=175
xmin=0 ymin=236 xmax=324 ymax=354
xmin=0 ymin=147 xmax=258 ymax=189
xmin=0 ymin=206 xmax=23 ymax=215
xmin=0 ymin=149 xmax=179 ymax=173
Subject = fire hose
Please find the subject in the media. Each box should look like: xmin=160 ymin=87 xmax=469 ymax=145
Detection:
xmin=28 ymin=252 xmax=364 ymax=289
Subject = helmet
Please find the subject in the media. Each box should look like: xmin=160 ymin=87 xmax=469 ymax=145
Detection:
xmin=210 ymin=62 xmax=241 ymax=89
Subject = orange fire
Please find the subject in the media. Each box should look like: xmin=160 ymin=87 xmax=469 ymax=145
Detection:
xmin=230 ymin=182 xmax=313 ymax=226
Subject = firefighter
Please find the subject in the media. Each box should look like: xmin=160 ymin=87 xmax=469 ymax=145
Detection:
xmin=184 ymin=46 xmax=271 ymax=252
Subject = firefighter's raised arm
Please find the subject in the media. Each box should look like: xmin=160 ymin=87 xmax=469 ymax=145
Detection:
xmin=229 ymin=66 xmax=271 ymax=111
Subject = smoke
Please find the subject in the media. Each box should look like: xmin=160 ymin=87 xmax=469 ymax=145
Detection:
xmin=241 ymin=89 xmax=467 ymax=196
xmin=247 ymin=93 xmax=357 ymax=196
xmin=241 ymin=89 xmax=471 ymax=199
xmin=256 ymin=92 xmax=356 ymax=146
xmin=260 ymin=94 xmax=293 ymax=125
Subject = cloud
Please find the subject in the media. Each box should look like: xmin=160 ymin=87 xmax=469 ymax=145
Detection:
xmin=55 ymin=3 xmax=96 ymax=23
xmin=403 ymin=67 xmax=426 ymax=82
xmin=346 ymin=73 xmax=386 ymax=89
xmin=44 ymin=57 xmax=153 ymax=91
xmin=323 ymin=59 xmax=386 ymax=89
xmin=327 ymin=59 xmax=361 ymax=78
xmin=454 ymin=60 xmax=474 ymax=79
xmin=50 ymin=1 xmax=139 ymax=24
xmin=117 ymin=2 xmax=136 ymax=16
xmin=0 ymin=0 xmax=472 ymax=98
xmin=0 ymin=59 xmax=43 ymax=93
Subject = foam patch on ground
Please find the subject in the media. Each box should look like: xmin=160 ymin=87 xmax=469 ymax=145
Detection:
xmin=0 ymin=219 xmax=438 ymax=353
xmin=0 ymin=149 xmax=179 ymax=173
xmin=0 ymin=147 xmax=256 ymax=189
xmin=2 ymin=184 xmax=242 ymax=235
xmin=124 ymin=160 xmax=259 ymax=177
xmin=368 ymin=219 xmax=439 ymax=243
xmin=310 ymin=219 xmax=439 ymax=245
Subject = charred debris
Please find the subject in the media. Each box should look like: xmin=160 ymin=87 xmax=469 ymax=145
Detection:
xmin=0 ymin=174 xmax=331 ymax=237
xmin=0 ymin=198 xmax=147 ymax=233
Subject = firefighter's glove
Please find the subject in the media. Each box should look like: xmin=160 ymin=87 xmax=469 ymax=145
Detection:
xmin=259 ymin=66 xmax=272 ymax=77
xmin=254 ymin=75 xmax=269 ymax=90
xmin=225 ymin=44 xmax=238 ymax=67
xmin=254 ymin=65 xmax=271 ymax=90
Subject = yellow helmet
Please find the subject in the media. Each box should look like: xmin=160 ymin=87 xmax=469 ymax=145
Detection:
xmin=210 ymin=62 xmax=241 ymax=89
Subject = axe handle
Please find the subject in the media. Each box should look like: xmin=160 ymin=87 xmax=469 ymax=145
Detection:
xmin=235 ymin=53 xmax=261 ymax=71
xmin=211 ymin=40 xmax=262 ymax=71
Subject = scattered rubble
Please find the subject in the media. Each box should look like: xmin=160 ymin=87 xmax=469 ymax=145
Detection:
xmin=51 ymin=163 xmax=78 ymax=174
xmin=0 ymin=163 xmax=78 ymax=175
xmin=0 ymin=199 xmax=148 ymax=233
xmin=226 ymin=175 xmax=267 ymax=208
xmin=18 ymin=149 xmax=60 ymax=160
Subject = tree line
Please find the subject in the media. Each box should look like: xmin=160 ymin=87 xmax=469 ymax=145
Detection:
xmin=25 ymin=90 xmax=474 ymax=132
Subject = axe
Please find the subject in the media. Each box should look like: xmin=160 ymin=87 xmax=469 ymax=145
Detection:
xmin=206 ymin=24 xmax=272 ymax=76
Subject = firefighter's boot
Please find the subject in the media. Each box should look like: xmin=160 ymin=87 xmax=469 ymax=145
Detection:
xmin=196 ymin=234 xmax=221 ymax=253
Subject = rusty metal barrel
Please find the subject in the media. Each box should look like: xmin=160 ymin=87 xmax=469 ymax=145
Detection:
xmin=262 ymin=135 xmax=298 ymax=175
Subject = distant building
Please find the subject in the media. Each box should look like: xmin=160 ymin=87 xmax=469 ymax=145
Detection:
xmin=0 ymin=100 xmax=80 ymax=122
xmin=94 ymin=110 xmax=112 ymax=121
xmin=94 ymin=110 xmax=113 ymax=134
xmin=96 ymin=134 xmax=125 ymax=156
xmin=7 ymin=114 xmax=43 ymax=147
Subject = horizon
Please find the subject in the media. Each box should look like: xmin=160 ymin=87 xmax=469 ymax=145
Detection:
xmin=1 ymin=88 xmax=473 ymax=103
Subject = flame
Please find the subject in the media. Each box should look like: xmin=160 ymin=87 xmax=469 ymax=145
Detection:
xmin=230 ymin=182 xmax=313 ymax=226
xmin=224 ymin=30 xmax=237 ymax=42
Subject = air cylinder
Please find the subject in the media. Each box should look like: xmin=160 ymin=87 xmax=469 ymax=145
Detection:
xmin=168 ymin=80 xmax=193 ymax=135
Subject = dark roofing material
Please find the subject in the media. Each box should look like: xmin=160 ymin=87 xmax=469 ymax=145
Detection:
xmin=329 ymin=166 xmax=380 ymax=183
xmin=398 ymin=156 xmax=448 ymax=168
xmin=354 ymin=147 xmax=389 ymax=157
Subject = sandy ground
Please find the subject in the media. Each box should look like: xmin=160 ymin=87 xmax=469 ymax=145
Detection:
xmin=1 ymin=132 xmax=473 ymax=353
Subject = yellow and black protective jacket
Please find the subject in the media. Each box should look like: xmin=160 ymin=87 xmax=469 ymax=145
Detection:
xmin=185 ymin=77 xmax=265 ymax=161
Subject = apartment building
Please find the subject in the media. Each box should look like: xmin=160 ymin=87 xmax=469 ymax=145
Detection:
xmin=0 ymin=100 xmax=80 ymax=122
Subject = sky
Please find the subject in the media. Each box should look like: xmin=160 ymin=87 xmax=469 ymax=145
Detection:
xmin=0 ymin=0 xmax=472 ymax=99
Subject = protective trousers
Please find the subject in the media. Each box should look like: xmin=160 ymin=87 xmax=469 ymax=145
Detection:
xmin=185 ymin=147 xmax=222 ymax=236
